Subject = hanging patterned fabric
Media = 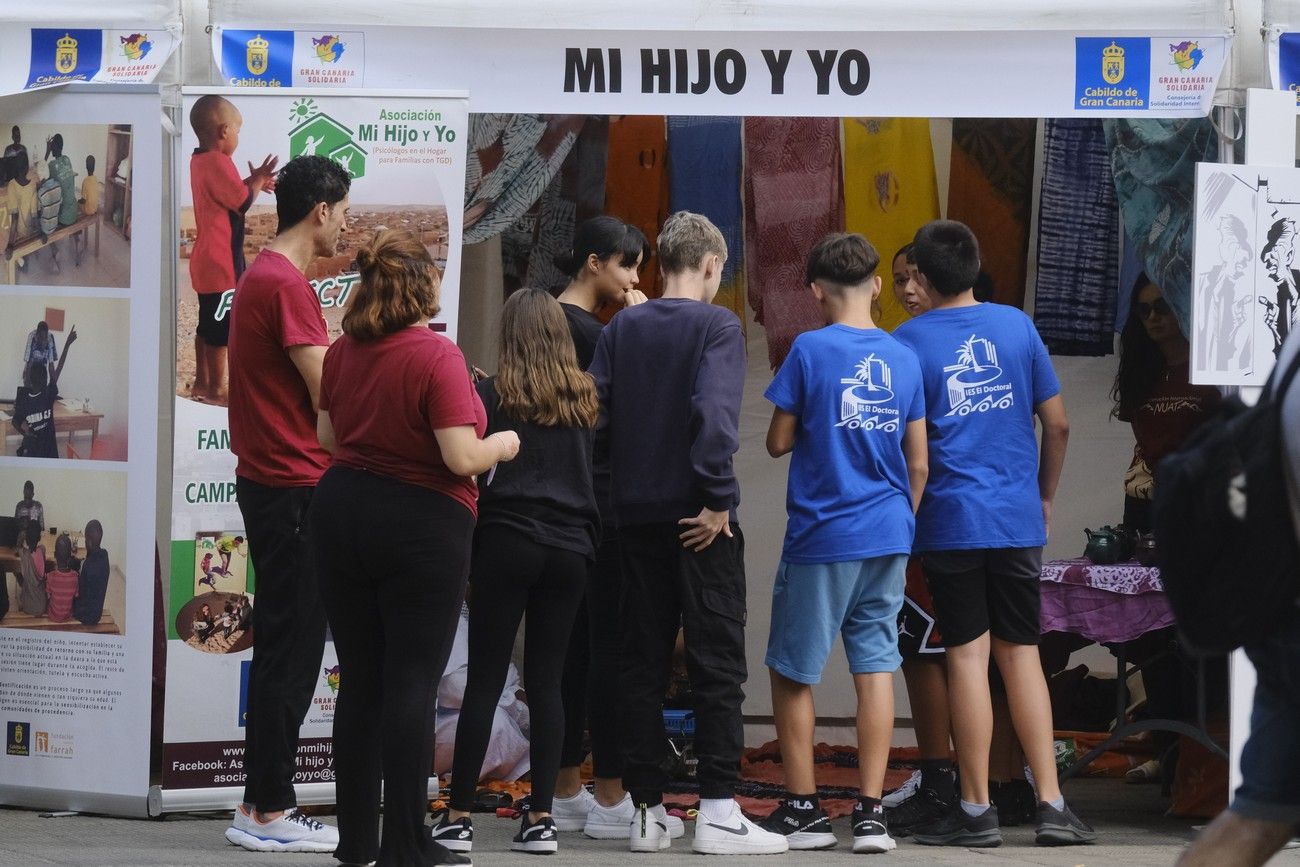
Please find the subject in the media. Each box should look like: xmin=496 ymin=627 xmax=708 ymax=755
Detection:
xmin=1104 ymin=118 xmax=1218 ymax=335
xmin=946 ymin=119 xmax=1038 ymax=309
xmin=743 ymin=117 xmax=845 ymax=369
xmin=605 ymin=116 xmax=669 ymax=298
xmin=463 ymin=114 xmax=586 ymax=246
xmin=1033 ymin=119 xmax=1120 ymax=356
xmin=842 ymin=118 xmax=941 ymax=332
xmin=667 ymin=116 xmax=745 ymax=321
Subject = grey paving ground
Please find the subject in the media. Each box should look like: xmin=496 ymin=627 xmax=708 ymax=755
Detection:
xmin=4 ymin=779 xmax=1300 ymax=866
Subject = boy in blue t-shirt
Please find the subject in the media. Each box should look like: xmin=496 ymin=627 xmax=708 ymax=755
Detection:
xmin=892 ymin=220 xmax=1094 ymax=848
xmin=760 ymin=233 xmax=928 ymax=854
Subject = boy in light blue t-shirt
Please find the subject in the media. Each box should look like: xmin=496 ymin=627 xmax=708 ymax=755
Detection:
xmin=892 ymin=220 xmax=1093 ymax=849
xmin=760 ymin=233 xmax=928 ymax=855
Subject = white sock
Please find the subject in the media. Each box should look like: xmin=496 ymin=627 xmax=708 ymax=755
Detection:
xmin=960 ymin=799 xmax=989 ymax=817
xmin=699 ymin=798 xmax=735 ymax=823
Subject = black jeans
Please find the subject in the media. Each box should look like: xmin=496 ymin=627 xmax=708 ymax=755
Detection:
xmin=560 ymin=533 xmax=627 ymax=779
xmin=311 ymin=466 xmax=474 ymax=867
xmin=619 ymin=522 xmax=747 ymax=806
xmin=450 ymin=525 xmax=588 ymax=814
xmin=235 ymin=475 xmax=328 ymax=814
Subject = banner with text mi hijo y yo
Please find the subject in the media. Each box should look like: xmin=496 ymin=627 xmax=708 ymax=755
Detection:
xmin=162 ymin=88 xmax=467 ymax=807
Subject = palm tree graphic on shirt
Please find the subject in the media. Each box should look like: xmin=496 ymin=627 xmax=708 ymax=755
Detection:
xmin=942 ymin=335 xmax=1006 ymax=415
xmin=839 ymin=354 xmax=894 ymax=425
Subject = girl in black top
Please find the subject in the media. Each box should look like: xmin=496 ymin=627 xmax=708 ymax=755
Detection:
xmin=439 ymin=288 xmax=599 ymax=856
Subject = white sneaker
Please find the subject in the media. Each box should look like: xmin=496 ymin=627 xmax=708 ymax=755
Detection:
xmin=552 ymin=788 xmax=597 ymax=832
xmin=225 ymin=805 xmax=340 ymax=853
xmin=629 ymin=802 xmax=672 ymax=852
xmin=692 ymin=802 xmax=789 ymax=855
xmin=587 ymin=793 xmax=685 ymax=839
xmin=882 ymin=769 xmax=921 ymax=808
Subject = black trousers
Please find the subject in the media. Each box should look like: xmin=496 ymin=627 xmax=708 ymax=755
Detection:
xmin=559 ymin=533 xmax=627 ymax=779
xmin=235 ymin=475 xmax=328 ymax=813
xmin=450 ymin=525 xmax=587 ymax=815
xmin=312 ymin=466 xmax=474 ymax=867
xmin=619 ymin=522 xmax=747 ymax=806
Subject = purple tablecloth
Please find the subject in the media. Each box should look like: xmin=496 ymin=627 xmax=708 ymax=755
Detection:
xmin=1040 ymin=559 xmax=1174 ymax=643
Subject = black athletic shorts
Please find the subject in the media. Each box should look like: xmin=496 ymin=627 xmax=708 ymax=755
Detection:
xmin=196 ymin=291 xmax=231 ymax=347
xmin=921 ymin=547 xmax=1043 ymax=648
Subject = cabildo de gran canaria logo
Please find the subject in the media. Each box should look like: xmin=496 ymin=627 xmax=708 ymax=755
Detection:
xmin=288 ymin=97 xmax=368 ymax=180
xmin=26 ymin=29 xmax=102 ymax=89
xmin=56 ymin=32 xmax=79 ymax=74
xmin=221 ymin=29 xmax=292 ymax=86
xmin=1075 ymin=37 xmax=1150 ymax=110
xmin=246 ymin=34 xmax=269 ymax=75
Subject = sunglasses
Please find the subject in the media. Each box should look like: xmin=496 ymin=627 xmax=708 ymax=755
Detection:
xmin=1135 ymin=298 xmax=1172 ymax=319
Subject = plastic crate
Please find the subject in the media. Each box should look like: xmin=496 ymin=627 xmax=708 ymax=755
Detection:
xmin=662 ymin=709 xmax=696 ymax=737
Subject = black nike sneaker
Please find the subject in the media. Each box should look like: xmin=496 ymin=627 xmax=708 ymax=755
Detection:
xmin=429 ymin=810 xmax=474 ymax=853
xmin=758 ymin=799 xmax=838 ymax=850
xmin=512 ymin=814 xmax=559 ymax=854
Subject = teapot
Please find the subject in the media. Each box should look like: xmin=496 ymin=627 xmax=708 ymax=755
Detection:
xmin=1135 ymin=531 xmax=1159 ymax=567
xmin=1083 ymin=526 xmax=1122 ymax=565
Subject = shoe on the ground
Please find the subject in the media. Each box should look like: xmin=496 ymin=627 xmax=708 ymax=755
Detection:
xmin=430 ymin=811 xmax=474 ymax=853
xmin=758 ymin=799 xmax=837 ymax=850
xmin=851 ymin=803 xmax=897 ymax=854
xmin=991 ymin=779 xmax=1037 ymax=826
xmin=588 ymin=793 xmax=685 ymax=839
xmin=551 ymin=788 xmax=596 ymax=832
xmin=881 ymin=769 xmax=921 ymax=809
xmin=225 ymin=805 xmax=339 ymax=853
xmin=692 ymin=801 xmax=790 ymax=855
xmin=1034 ymin=801 xmax=1098 ymax=846
xmin=1125 ymin=758 xmax=1161 ymax=784
xmin=630 ymin=802 xmax=672 ymax=852
xmin=885 ymin=786 xmax=954 ymax=837
xmin=430 ymin=841 xmax=473 ymax=866
xmin=912 ymin=802 xmax=1002 ymax=848
xmin=512 ymin=815 xmax=560 ymax=854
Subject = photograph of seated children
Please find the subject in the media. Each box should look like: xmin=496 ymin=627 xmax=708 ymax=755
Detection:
xmin=0 ymin=121 xmax=129 ymax=288
xmin=181 ymin=95 xmax=277 ymax=405
xmin=0 ymin=466 xmax=127 ymax=635
xmin=177 ymin=592 xmax=254 ymax=655
xmin=1 ymin=295 xmax=131 ymax=460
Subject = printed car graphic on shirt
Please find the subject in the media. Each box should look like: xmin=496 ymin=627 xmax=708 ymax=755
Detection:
xmin=942 ymin=335 xmax=1014 ymax=416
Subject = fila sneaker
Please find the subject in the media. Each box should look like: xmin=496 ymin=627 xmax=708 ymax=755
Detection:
xmin=758 ymin=798 xmax=837 ymax=850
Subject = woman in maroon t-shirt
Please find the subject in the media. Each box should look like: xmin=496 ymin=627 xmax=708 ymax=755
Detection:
xmin=1112 ymin=273 xmax=1222 ymax=531
xmin=309 ymin=229 xmax=519 ymax=867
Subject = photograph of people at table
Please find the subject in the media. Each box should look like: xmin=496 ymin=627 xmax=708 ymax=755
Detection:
xmin=0 ymin=121 xmax=131 ymax=288
xmin=1 ymin=295 xmax=130 ymax=460
xmin=0 ymin=466 xmax=126 ymax=635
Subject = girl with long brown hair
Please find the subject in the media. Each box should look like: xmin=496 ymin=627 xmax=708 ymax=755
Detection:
xmin=436 ymin=288 xmax=600 ymax=856
xmin=310 ymin=228 xmax=519 ymax=867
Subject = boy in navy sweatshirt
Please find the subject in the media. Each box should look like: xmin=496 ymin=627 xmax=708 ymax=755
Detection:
xmin=590 ymin=211 xmax=787 ymax=856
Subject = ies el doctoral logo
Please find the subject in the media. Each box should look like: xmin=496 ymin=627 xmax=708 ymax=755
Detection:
xmin=323 ymin=665 xmax=341 ymax=694
xmin=1169 ymin=40 xmax=1205 ymax=72
xmin=7 ymin=721 xmax=31 ymax=757
xmin=287 ymin=98 xmax=368 ymax=180
xmin=312 ymin=35 xmax=347 ymax=65
xmin=120 ymin=33 xmax=154 ymax=62
xmin=1101 ymin=40 xmax=1125 ymax=85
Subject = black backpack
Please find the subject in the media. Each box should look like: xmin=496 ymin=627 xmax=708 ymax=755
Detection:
xmin=1152 ymin=349 xmax=1300 ymax=655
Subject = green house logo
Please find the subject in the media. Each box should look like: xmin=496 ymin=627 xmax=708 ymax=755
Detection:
xmin=288 ymin=97 xmax=367 ymax=180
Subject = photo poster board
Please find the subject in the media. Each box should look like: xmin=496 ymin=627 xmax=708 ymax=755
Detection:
xmin=0 ymin=85 xmax=163 ymax=817
xmin=164 ymin=88 xmax=468 ymax=803
xmin=1191 ymin=163 xmax=1300 ymax=387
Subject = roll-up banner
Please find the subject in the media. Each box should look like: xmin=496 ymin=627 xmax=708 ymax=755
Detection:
xmin=0 ymin=85 xmax=163 ymax=817
xmin=161 ymin=87 xmax=467 ymax=811
xmin=210 ymin=26 xmax=1229 ymax=118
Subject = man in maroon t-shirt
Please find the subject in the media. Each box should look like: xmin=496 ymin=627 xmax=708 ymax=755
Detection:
xmin=224 ymin=155 xmax=350 ymax=854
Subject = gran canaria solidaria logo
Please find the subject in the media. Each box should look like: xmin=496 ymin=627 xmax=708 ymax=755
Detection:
xmin=312 ymin=35 xmax=346 ymax=65
xmin=323 ymin=665 xmax=341 ymax=694
xmin=120 ymin=33 xmax=153 ymax=62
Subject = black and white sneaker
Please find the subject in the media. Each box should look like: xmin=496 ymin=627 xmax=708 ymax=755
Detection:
xmin=851 ymin=803 xmax=896 ymax=854
xmin=512 ymin=815 xmax=560 ymax=854
xmin=430 ymin=811 xmax=474 ymax=853
xmin=912 ymin=802 xmax=1001 ymax=848
xmin=758 ymin=799 xmax=837 ymax=850
xmin=1034 ymin=801 xmax=1098 ymax=846
xmin=886 ymin=786 xmax=954 ymax=837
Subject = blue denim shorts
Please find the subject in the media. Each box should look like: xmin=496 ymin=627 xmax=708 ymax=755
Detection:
xmin=764 ymin=555 xmax=907 ymax=684
xmin=1232 ymin=615 xmax=1300 ymax=824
